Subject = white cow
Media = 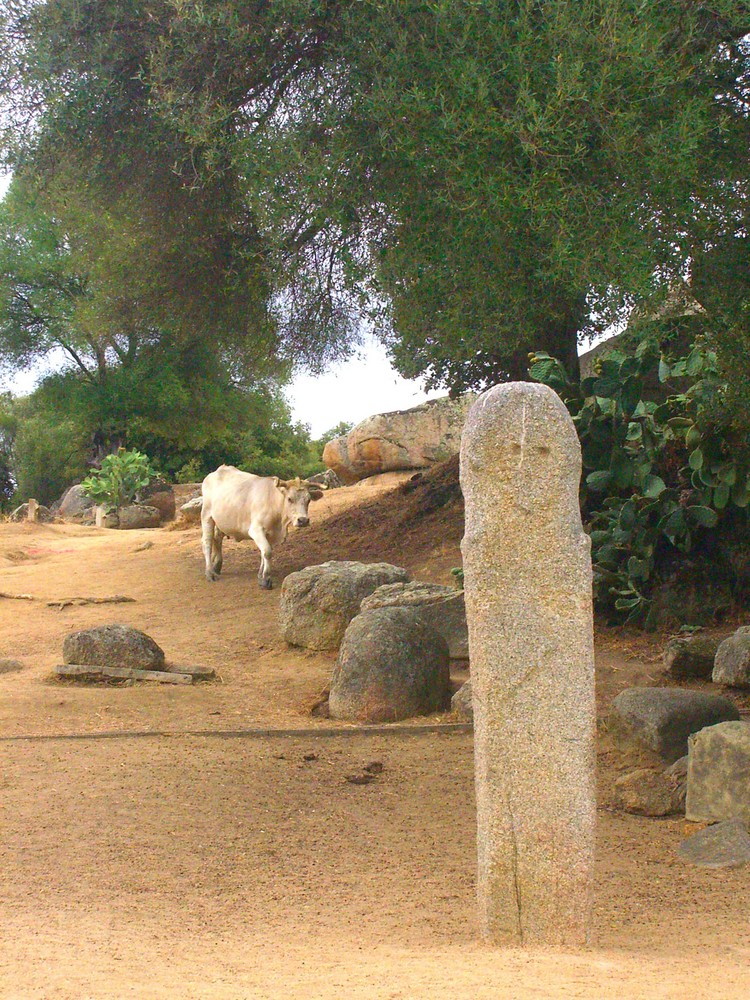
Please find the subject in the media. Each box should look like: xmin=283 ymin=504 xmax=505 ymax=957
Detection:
xmin=201 ymin=466 xmax=326 ymax=589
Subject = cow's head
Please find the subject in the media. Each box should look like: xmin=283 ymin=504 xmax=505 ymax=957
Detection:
xmin=274 ymin=476 xmax=327 ymax=527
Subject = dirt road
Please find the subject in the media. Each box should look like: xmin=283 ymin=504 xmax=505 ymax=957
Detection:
xmin=1 ymin=478 xmax=749 ymax=998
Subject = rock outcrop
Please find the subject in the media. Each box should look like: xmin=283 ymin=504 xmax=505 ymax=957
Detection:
xmin=322 ymin=395 xmax=474 ymax=484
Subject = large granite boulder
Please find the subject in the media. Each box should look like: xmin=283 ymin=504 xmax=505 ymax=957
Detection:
xmin=328 ymin=606 xmax=451 ymax=723
xmin=58 ymin=484 xmax=96 ymax=521
xmin=136 ymin=479 xmax=176 ymax=522
xmin=115 ymin=504 xmax=161 ymax=530
xmin=279 ymin=561 xmax=410 ymax=651
xmin=360 ymin=581 xmax=468 ymax=659
xmin=322 ymin=395 xmax=474 ymax=484
xmin=63 ymin=624 xmax=165 ymax=670
xmin=686 ymin=721 xmax=750 ymax=825
xmin=663 ymin=633 xmax=725 ymax=681
xmin=713 ymin=627 xmax=750 ymax=688
xmin=609 ymin=687 xmax=740 ymax=764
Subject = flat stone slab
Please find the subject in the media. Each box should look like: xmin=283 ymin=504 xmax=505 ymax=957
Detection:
xmin=678 ymin=818 xmax=750 ymax=868
xmin=55 ymin=664 xmax=193 ymax=685
xmin=609 ymin=687 xmax=740 ymax=764
xmin=166 ymin=663 xmax=216 ymax=680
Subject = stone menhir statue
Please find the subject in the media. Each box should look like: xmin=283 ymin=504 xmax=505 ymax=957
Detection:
xmin=460 ymin=382 xmax=596 ymax=947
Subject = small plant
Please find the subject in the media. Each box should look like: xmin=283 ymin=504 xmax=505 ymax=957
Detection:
xmin=80 ymin=449 xmax=155 ymax=511
xmin=451 ymin=567 xmax=464 ymax=590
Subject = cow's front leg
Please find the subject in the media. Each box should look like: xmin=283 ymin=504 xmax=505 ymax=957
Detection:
xmin=249 ymin=525 xmax=273 ymax=589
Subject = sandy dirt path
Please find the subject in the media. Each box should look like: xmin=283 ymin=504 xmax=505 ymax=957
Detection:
xmin=1 ymin=481 xmax=749 ymax=998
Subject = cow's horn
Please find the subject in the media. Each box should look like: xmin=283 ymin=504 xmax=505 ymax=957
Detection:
xmin=304 ymin=479 xmax=328 ymax=490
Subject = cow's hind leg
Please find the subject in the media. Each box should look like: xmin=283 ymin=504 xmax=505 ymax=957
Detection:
xmin=202 ymin=515 xmax=221 ymax=581
xmin=249 ymin=525 xmax=273 ymax=589
xmin=211 ymin=529 xmax=224 ymax=577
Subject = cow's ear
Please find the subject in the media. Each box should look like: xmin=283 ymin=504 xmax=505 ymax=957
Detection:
xmin=272 ymin=476 xmax=285 ymax=492
xmin=308 ymin=489 xmax=324 ymax=502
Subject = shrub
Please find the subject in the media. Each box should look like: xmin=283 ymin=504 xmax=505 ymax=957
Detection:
xmin=529 ymin=340 xmax=750 ymax=625
xmin=80 ymin=449 xmax=155 ymax=510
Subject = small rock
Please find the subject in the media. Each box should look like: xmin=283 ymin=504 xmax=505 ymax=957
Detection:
xmin=9 ymin=503 xmax=53 ymax=523
xmin=678 ymin=818 xmax=750 ymax=868
xmin=345 ymin=773 xmax=377 ymax=785
xmin=363 ymin=761 xmax=384 ymax=775
xmin=663 ymin=633 xmax=724 ymax=680
xmin=613 ymin=769 xmax=676 ymax=816
xmin=360 ymin=581 xmax=469 ymax=659
xmin=178 ymin=496 xmax=203 ymax=524
xmin=303 ymin=753 xmax=318 ymax=762
xmin=713 ymin=626 xmax=750 ymax=688
xmin=116 ymin=505 xmax=161 ymax=530
xmin=0 ymin=658 xmax=24 ymax=675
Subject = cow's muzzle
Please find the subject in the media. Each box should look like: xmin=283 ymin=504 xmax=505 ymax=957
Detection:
xmin=295 ymin=517 xmax=310 ymax=527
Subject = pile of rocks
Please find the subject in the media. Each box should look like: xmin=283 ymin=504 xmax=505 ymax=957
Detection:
xmin=608 ymin=676 xmax=750 ymax=868
xmin=663 ymin=625 xmax=750 ymax=688
xmin=279 ymin=560 xmax=469 ymax=723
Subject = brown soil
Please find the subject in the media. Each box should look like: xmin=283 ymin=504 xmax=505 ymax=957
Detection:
xmin=1 ymin=464 xmax=749 ymax=999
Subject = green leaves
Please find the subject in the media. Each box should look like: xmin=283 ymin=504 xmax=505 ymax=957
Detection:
xmin=532 ymin=337 xmax=750 ymax=624
xmin=80 ymin=449 xmax=155 ymax=510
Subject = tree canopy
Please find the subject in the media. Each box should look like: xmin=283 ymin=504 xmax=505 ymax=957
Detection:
xmin=1 ymin=1 xmax=748 ymax=393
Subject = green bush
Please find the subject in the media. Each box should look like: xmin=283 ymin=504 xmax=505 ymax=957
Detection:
xmin=80 ymin=449 xmax=155 ymax=510
xmin=529 ymin=340 xmax=750 ymax=625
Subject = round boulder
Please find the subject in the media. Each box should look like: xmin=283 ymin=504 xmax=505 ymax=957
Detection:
xmin=63 ymin=624 xmax=165 ymax=670
xmin=137 ymin=479 xmax=176 ymax=522
xmin=279 ymin=561 xmax=410 ymax=651
xmin=329 ymin=606 xmax=451 ymax=723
